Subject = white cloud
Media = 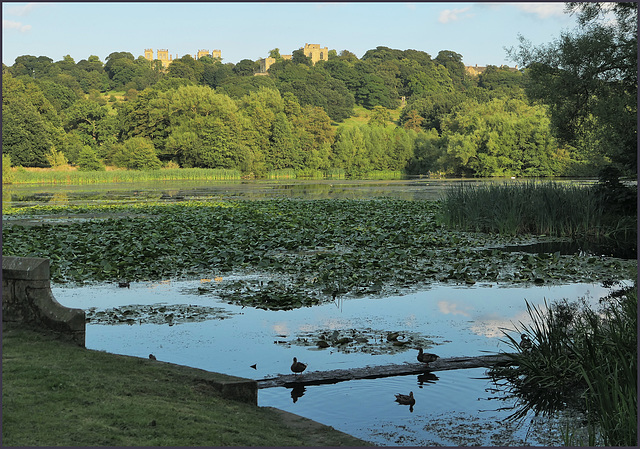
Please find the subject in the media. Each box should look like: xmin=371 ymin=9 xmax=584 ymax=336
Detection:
xmin=6 ymin=2 xmax=38 ymax=16
xmin=437 ymin=300 xmax=471 ymax=317
xmin=516 ymin=2 xmax=566 ymax=19
xmin=2 ymin=19 xmax=31 ymax=32
xmin=438 ymin=6 xmax=473 ymax=24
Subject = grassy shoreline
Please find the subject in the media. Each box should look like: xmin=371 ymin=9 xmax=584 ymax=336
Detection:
xmin=2 ymin=325 xmax=371 ymax=446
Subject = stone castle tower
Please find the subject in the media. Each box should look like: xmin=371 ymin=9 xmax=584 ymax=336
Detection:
xmin=258 ymin=43 xmax=327 ymax=74
xmin=143 ymin=48 xmax=222 ymax=68
xmin=303 ymin=43 xmax=328 ymax=64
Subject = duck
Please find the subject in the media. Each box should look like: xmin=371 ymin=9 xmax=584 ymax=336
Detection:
xmin=291 ymin=357 xmax=307 ymax=375
xmin=118 ymin=281 xmax=130 ymax=288
xmin=395 ymin=391 xmax=415 ymax=406
xmin=387 ymin=332 xmax=400 ymax=342
xmin=417 ymin=348 xmax=439 ymax=365
xmin=519 ymin=334 xmax=533 ymax=351
xmin=149 ymin=354 xmax=156 ymax=360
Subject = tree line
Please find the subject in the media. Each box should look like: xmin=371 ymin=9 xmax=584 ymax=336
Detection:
xmin=3 ymin=5 xmax=636 ymax=178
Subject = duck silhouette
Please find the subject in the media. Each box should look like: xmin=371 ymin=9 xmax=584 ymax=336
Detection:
xmin=417 ymin=348 xmax=439 ymax=365
xmin=395 ymin=391 xmax=416 ymax=408
xmin=291 ymin=357 xmax=307 ymax=375
xmin=519 ymin=334 xmax=533 ymax=351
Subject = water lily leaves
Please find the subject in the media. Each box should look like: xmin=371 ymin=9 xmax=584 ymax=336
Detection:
xmin=3 ymin=199 xmax=636 ymax=306
xmin=85 ymin=303 xmax=235 ymax=325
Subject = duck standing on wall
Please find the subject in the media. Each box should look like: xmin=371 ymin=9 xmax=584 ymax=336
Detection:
xmin=417 ymin=348 xmax=439 ymax=365
xmin=291 ymin=357 xmax=307 ymax=375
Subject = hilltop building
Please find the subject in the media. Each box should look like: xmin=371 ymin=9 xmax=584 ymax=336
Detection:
xmin=143 ymin=48 xmax=222 ymax=68
xmin=465 ymin=64 xmax=519 ymax=77
xmin=257 ymin=43 xmax=329 ymax=74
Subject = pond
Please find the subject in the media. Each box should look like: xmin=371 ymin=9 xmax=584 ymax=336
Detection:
xmin=53 ymin=279 xmax=618 ymax=446
xmin=7 ymin=178 xmax=629 ymax=445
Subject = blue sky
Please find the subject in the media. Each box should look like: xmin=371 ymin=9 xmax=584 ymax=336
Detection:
xmin=2 ymin=2 xmax=578 ymax=67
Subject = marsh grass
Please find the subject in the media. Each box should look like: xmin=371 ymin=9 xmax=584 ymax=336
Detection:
xmin=9 ymin=167 xmax=243 ymax=185
xmin=2 ymin=326 xmax=369 ymax=446
xmin=440 ymin=180 xmax=635 ymax=243
xmin=490 ymin=285 xmax=637 ymax=446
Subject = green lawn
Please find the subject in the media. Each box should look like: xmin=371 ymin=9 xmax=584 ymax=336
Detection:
xmin=2 ymin=326 xmax=370 ymax=446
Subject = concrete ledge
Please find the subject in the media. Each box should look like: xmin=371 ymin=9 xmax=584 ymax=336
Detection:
xmin=146 ymin=358 xmax=258 ymax=405
xmin=2 ymin=256 xmax=85 ymax=346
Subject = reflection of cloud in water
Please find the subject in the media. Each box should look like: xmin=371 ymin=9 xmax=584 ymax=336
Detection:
xmin=437 ymin=301 xmax=472 ymax=317
xmin=272 ymin=322 xmax=289 ymax=336
xmin=470 ymin=310 xmax=534 ymax=339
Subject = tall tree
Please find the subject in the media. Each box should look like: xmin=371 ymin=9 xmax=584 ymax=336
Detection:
xmin=507 ymin=2 xmax=637 ymax=173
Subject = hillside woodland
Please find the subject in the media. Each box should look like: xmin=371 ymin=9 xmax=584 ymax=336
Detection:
xmin=2 ymin=4 xmax=636 ymax=178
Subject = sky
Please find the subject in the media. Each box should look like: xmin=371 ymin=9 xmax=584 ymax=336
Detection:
xmin=2 ymin=2 xmax=579 ymax=67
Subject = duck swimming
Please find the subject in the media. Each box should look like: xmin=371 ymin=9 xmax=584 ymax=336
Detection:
xmin=417 ymin=348 xmax=439 ymax=365
xmin=395 ymin=391 xmax=415 ymax=406
xmin=291 ymin=357 xmax=307 ymax=375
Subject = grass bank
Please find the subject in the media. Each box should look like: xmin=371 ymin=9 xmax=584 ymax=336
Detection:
xmin=2 ymin=326 xmax=370 ymax=446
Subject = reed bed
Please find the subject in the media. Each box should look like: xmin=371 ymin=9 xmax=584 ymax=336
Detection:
xmin=361 ymin=170 xmax=405 ymax=180
xmin=440 ymin=180 xmax=613 ymax=239
xmin=7 ymin=168 xmax=243 ymax=185
xmin=490 ymin=285 xmax=637 ymax=446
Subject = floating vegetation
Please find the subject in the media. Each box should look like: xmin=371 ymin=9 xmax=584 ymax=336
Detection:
xmin=3 ymin=199 xmax=636 ymax=311
xmin=274 ymin=328 xmax=440 ymax=355
xmin=85 ymin=303 xmax=236 ymax=325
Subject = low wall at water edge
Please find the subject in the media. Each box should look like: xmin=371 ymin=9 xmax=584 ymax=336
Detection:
xmin=2 ymin=256 xmax=85 ymax=346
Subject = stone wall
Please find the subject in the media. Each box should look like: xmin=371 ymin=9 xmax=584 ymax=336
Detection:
xmin=2 ymin=256 xmax=85 ymax=346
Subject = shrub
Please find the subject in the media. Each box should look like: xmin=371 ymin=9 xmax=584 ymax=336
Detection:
xmin=76 ymin=146 xmax=105 ymax=171
xmin=3 ymin=154 xmax=15 ymax=184
xmin=112 ymin=137 xmax=162 ymax=170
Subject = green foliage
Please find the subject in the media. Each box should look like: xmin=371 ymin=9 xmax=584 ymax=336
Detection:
xmin=112 ymin=137 xmax=162 ymax=170
xmin=439 ymin=98 xmax=563 ymax=177
xmin=2 ymin=74 xmax=67 ymax=167
xmin=3 ymin=154 xmax=15 ymax=184
xmin=45 ymin=147 xmax=69 ymax=168
xmin=508 ymin=2 xmax=637 ymax=173
xmin=76 ymin=146 xmax=105 ymax=171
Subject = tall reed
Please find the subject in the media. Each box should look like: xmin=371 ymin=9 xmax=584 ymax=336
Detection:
xmin=490 ymin=285 xmax=637 ymax=446
xmin=440 ymin=180 xmax=614 ymax=239
xmin=9 ymin=168 xmax=243 ymax=185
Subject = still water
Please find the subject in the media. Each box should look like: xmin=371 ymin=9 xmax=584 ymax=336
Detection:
xmin=53 ymin=279 xmax=614 ymax=445
xmin=2 ymin=177 xmax=597 ymax=207
xmin=10 ymin=178 xmax=613 ymax=445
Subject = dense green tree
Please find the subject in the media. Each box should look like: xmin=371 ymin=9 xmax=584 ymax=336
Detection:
xmin=76 ymin=145 xmax=105 ymax=171
xmin=216 ymin=75 xmax=278 ymax=99
xmin=233 ymin=59 xmax=258 ymax=76
xmin=434 ymin=50 xmax=468 ymax=87
xmin=112 ymin=137 xmax=162 ymax=170
xmin=11 ymin=55 xmax=54 ymax=78
xmin=2 ymin=74 xmax=66 ymax=167
xmin=368 ymin=105 xmax=392 ymax=127
xmin=406 ymin=129 xmax=444 ymax=175
xmin=202 ymin=62 xmax=234 ymax=88
xmin=399 ymin=90 xmax=467 ymax=132
xmin=269 ymin=112 xmax=300 ymax=169
xmin=63 ymin=99 xmax=110 ymax=147
xmin=291 ymin=49 xmax=311 ymax=66
xmin=507 ymin=2 xmax=637 ymax=173
xmin=104 ymin=52 xmax=136 ymax=88
xmin=439 ymin=98 xmax=564 ymax=177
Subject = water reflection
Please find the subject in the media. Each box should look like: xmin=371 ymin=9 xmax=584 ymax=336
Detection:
xmin=52 ymin=280 xmax=617 ymax=446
